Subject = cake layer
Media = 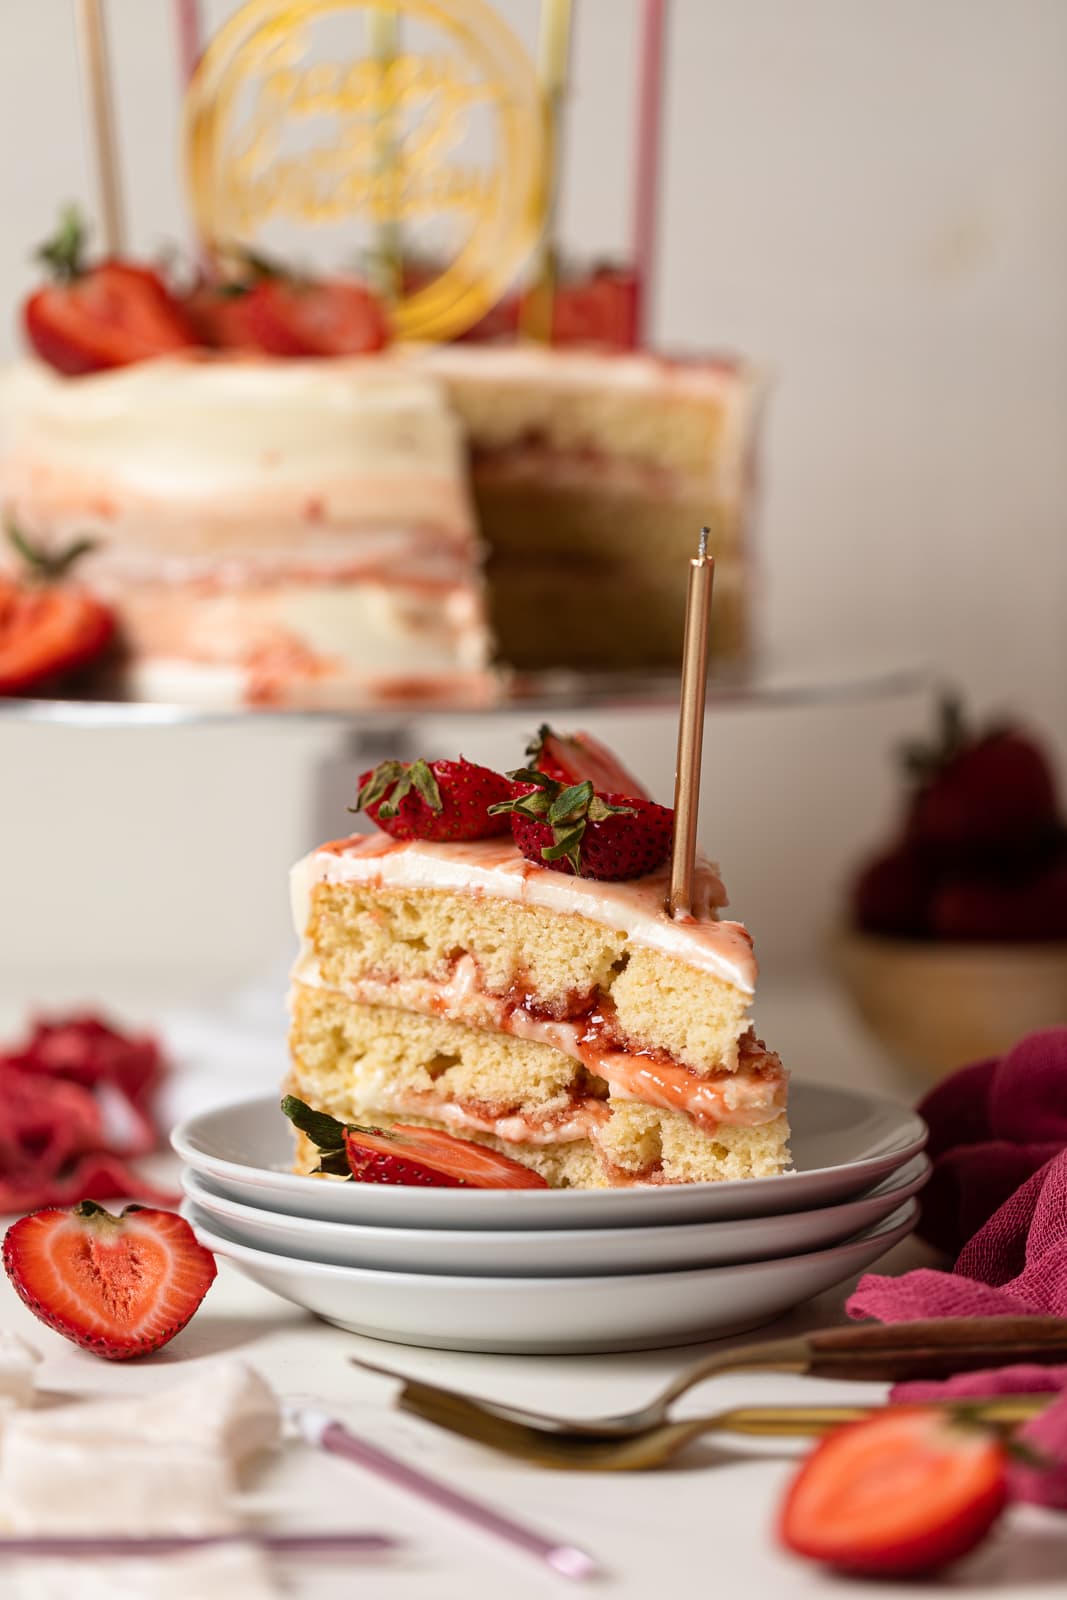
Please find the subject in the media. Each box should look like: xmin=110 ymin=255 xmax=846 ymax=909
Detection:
xmin=288 ymin=985 xmax=790 ymax=1187
xmin=293 ymin=835 xmax=756 ymax=1074
xmin=0 ymin=357 xmax=474 ymax=541
xmin=404 ymin=343 xmax=759 ymax=496
xmin=292 ymin=1113 xmax=791 ymax=1188
xmin=112 ymin=576 xmax=491 ymax=709
xmin=402 ymin=343 xmax=759 ymax=673
xmin=484 ymin=535 xmax=749 ymax=670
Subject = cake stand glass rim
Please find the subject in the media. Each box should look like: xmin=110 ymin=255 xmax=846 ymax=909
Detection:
xmin=0 ymin=661 xmax=929 ymax=731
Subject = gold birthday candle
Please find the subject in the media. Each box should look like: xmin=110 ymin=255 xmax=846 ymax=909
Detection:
xmin=668 ymin=528 xmax=715 ymax=919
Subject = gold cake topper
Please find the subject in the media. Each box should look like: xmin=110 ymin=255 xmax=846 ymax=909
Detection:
xmin=183 ymin=0 xmax=546 ymax=341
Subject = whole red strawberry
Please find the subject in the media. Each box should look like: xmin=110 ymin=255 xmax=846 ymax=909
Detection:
xmin=904 ymin=698 xmax=1061 ymax=860
xmin=490 ymin=770 xmax=673 ymax=880
xmin=352 ymin=757 xmax=512 ymax=842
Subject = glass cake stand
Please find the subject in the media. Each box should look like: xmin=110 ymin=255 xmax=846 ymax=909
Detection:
xmin=0 ymin=658 xmax=927 ymax=731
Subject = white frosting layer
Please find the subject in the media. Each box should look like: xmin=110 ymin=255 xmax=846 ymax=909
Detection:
xmin=404 ymin=341 xmax=753 ymax=401
xmin=0 ymin=355 xmax=465 ymax=501
xmin=292 ymin=833 xmax=755 ymax=993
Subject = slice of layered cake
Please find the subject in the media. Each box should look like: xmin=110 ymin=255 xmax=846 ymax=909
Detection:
xmin=286 ymin=733 xmax=789 ymax=1188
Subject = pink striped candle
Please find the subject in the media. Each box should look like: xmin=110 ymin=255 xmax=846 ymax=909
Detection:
xmin=175 ymin=0 xmax=201 ymax=87
xmin=631 ymin=0 xmax=669 ymax=348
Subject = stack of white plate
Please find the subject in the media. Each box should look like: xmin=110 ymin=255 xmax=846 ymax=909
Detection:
xmin=172 ymin=1083 xmax=928 ymax=1355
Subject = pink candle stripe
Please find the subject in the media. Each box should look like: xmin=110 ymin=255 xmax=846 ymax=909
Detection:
xmin=631 ymin=0 xmax=669 ymax=348
xmin=175 ymin=0 xmax=202 ymax=87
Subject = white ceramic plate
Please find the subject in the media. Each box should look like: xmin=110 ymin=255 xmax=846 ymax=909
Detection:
xmin=171 ymin=1084 xmax=926 ymax=1230
xmin=181 ymin=1152 xmax=930 ymax=1276
xmin=183 ymin=1198 xmax=919 ymax=1353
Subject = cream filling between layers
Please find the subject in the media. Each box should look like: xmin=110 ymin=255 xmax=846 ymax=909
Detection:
xmin=291 ymin=833 xmax=753 ymax=991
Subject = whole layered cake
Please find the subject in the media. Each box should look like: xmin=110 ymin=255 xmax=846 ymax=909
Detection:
xmin=285 ymin=730 xmax=790 ymax=1188
xmin=0 ymin=219 xmax=760 ymax=707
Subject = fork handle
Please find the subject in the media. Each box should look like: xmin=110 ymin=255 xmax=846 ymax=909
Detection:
xmin=805 ymin=1316 xmax=1067 ymax=1381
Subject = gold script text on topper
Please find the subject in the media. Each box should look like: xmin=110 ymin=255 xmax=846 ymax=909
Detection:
xmin=183 ymin=0 xmax=546 ymax=342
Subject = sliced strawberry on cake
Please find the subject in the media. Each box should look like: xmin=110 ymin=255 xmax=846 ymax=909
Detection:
xmin=286 ymin=730 xmax=789 ymax=1189
xmin=24 ymin=207 xmax=199 ymax=376
xmin=0 ymin=528 xmax=115 ymax=694
xmin=283 ymin=1096 xmax=548 ymax=1188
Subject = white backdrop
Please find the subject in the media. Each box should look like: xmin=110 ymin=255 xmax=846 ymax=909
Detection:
xmin=0 ymin=0 xmax=1064 ymax=1000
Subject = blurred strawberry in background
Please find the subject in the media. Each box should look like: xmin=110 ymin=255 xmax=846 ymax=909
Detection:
xmin=838 ymin=695 xmax=1067 ymax=1083
xmin=850 ymin=696 xmax=1067 ymax=944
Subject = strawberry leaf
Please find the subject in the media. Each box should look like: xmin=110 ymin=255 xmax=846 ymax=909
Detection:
xmin=350 ymin=758 xmax=443 ymax=821
xmin=6 ymin=523 xmax=97 ymax=584
xmin=35 ymin=205 xmax=88 ymax=283
xmin=281 ymin=1095 xmax=350 ymax=1171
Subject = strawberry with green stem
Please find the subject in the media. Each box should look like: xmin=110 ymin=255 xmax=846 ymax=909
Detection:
xmin=24 ymin=206 xmax=199 ymax=375
xmin=0 ymin=524 xmax=115 ymax=693
xmin=352 ymin=757 xmax=513 ymax=841
xmin=490 ymin=769 xmax=673 ymax=880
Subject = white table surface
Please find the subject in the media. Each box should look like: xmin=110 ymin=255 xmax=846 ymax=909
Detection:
xmin=1 ymin=972 xmax=1064 ymax=1598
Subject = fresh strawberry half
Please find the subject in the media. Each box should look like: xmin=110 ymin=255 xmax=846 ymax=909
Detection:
xmin=526 ymin=724 xmax=651 ymax=800
xmin=181 ymin=278 xmax=263 ymax=352
xmin=282 ymin=1097 xmax=548 ymax=1189
xmin=548 ymin=265 xmax=638 ymax=349
xmin=238 ymin=274 xmax=389 ymax=357
xmin=490 ymin=770 xmax=672 ymax=880
xmin=24 ymin=207 xmax=199 ymax=375
xmin=2 ymin=1201 xmax=216 ymax=1361
xmin=352 ymin=757 xmax=513 ymax=841
xmin=779 ymin=1407 xmax=1009 ymax=1577
xmin=0 ymin=527 xmax=115 ymax=693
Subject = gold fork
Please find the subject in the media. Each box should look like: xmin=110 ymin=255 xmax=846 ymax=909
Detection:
xmin=350 ymin=1318 xmax=1067 ymax=1465
xmin=352 ymin=1316 xmax=1067 ymax=1447
xmin=382 ymin=1385 xmax=1051 ymax=1471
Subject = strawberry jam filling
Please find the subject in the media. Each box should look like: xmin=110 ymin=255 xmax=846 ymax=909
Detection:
xmin=295 ymin=954 xmax=785 ymax=1135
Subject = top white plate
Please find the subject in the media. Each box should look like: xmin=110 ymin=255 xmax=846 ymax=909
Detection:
xmin=172 ymin=1082 xmax=926 ymax=1230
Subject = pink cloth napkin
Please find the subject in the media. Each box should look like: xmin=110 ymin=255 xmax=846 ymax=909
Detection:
xmin=844 ymin=1026 xmax=1067 ymax=1508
